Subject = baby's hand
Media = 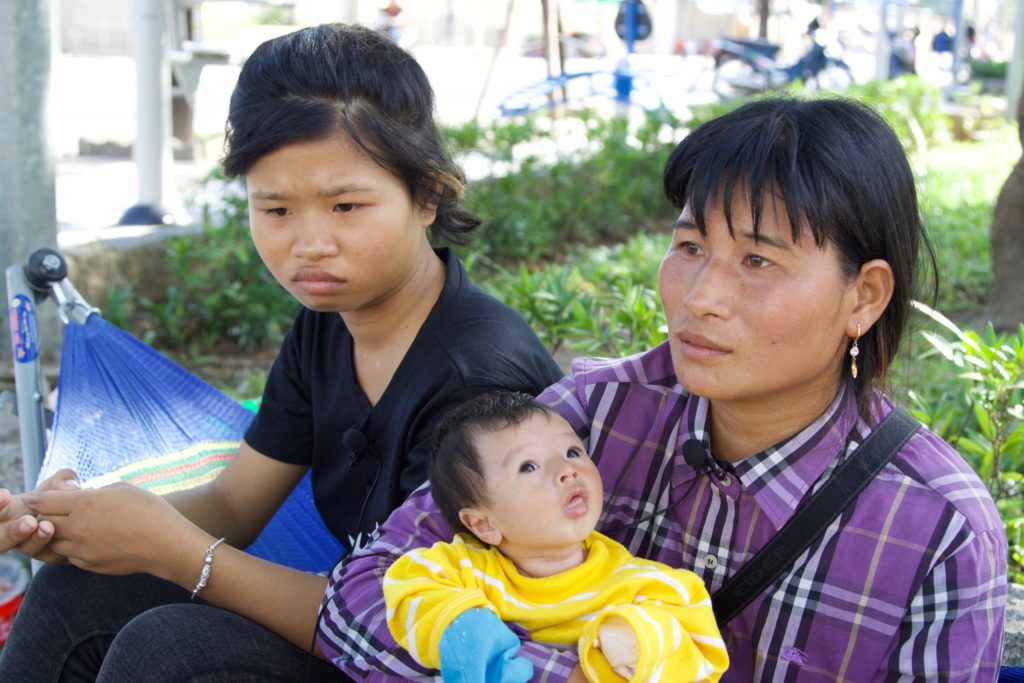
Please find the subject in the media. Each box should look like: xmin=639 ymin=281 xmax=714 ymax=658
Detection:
xmin=596 ymin=616 xmax=639 ymax=680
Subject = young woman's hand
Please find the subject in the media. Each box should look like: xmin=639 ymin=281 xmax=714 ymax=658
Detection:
xmin=36 ymin=483 xmax=194 ymax=578
xmin=0 ymin=468 xmax=80 ymax=562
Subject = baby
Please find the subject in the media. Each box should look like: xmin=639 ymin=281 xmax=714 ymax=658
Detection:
xmin=383 ymin=391 xmax=728 ymax=682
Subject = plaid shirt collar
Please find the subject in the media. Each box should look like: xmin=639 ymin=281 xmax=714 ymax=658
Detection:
xmin=679 ymin=384 xmax=862 ymax=531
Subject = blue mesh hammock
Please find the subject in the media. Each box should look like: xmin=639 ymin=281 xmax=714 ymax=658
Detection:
xmin=41 ymin=314 xmax=345 ymax=573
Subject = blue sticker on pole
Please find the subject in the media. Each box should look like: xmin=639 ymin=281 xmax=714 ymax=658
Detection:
xmin=9 ymin=295 xmax=39 ymax=363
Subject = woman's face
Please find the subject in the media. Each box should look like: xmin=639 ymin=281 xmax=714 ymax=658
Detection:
xmin=658 ymin=193 xmax=859 ymax=412
xmin=245 ymin=134 xmax=437 ymax=316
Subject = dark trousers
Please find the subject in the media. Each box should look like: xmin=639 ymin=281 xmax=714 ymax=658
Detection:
xmin=0 ymin=563 xmax=352 ymax=682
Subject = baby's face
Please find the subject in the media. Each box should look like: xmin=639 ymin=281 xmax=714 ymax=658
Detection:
xmin=470 ymin=412 xmax=603 ymax=552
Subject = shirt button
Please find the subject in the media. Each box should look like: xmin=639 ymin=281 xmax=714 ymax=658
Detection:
xmin=718 ymin=474 xmax=732 ymax=487
xmin=703 ymin=554 xmax=719 ymax=569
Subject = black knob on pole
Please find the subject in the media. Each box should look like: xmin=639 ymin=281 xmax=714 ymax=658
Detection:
xmin=24 ymin=248 xmax=67 ymax=292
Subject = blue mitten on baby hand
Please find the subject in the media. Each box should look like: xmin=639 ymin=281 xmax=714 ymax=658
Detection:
xmin=438 ymin=608 xmax=533 ymax=683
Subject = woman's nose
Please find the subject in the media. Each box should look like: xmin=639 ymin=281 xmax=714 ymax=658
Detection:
xmin=684 ymin=261 xmax=731 ymax=319
xmin=293 ymin=217 xmax=339 ymax=259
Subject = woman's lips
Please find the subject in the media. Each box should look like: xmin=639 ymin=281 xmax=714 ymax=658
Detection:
xmin=678 ymin=332 xmax=730 ymax=360
xmin=293 ymin=269 xmax=345 ymax=295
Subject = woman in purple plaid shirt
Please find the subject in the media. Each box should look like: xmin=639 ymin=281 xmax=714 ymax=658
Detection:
xmin=318 ymin=97 xmax=1008 ymax=681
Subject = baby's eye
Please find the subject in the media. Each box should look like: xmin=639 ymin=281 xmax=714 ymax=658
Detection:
xmin=263 ymin=208 xmax=290 ymax=217
xmin=566 ymin=447 xmax=584 ymax=459
xmin=518 ymin=461 xmax=538 ymax=474
xmin=334 ymin=203 xmax=357 ymax=213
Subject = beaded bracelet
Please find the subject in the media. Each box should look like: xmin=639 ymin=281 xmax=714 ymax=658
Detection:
xmin=190 ymin=537 xmax=227 ymax=600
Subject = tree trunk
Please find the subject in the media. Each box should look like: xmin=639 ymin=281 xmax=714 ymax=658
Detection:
xmin=989 ymin=86 xmax=1024 ymax=330
xmin=0 ymin=1 xmax=59 ymax=366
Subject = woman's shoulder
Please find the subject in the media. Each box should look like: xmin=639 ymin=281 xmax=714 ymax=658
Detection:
xmin=564 ymin=342 xmax=681 ymax=392
xmin=880 ymin=410 xmax=1003 ymax=536
xmin=538 ymin=343 xmax=687 ymax=430
xmin=419 ymin=264 xmax=562 ymax=388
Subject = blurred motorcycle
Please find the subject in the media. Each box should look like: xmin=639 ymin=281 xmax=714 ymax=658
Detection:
xmin=712 ymin=22 xmax=852 ymax=100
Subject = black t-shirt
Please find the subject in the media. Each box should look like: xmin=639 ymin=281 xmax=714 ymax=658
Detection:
xmin=244 ymin=249 xmax=563 ymax=546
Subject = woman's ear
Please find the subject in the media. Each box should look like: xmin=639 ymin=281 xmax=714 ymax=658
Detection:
xmin=416 ymin=183 xmax=443 ymax=229
xmin=848 ymin=258 xmax=895 ymax=336
xmin=458 ymin=508 xmax=502 ymax=546
xmin=417 ymin=202 xmax=438 ymax=229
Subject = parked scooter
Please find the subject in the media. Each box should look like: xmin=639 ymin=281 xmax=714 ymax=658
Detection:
xmin=713 ymin=21 xmax=852 ymax=100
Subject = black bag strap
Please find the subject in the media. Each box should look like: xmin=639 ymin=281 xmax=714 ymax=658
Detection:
xmin=711 ymin=406 xmax=920 ymax=628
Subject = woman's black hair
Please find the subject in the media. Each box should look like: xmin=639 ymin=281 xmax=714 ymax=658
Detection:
xmin=662 ymin=96 xmax=937 ymax=417
xmin=429 ymin=391 xmax=556 ymax=538
xmin=221 ymin=23 xmax=479 ymax=245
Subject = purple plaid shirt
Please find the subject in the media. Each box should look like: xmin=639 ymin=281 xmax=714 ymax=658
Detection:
xmin=319 ymin=342 xmax=1007 ymax=681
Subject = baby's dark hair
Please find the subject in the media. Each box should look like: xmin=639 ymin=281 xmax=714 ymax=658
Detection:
xmin=429 ymin=391 xmax=555 ymax=537
xmin=221 ymin=23 xmax=479 ymax=245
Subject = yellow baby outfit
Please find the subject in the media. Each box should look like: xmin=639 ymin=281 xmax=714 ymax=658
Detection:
xmin=384 ymin=531 xmax=728 ymax=682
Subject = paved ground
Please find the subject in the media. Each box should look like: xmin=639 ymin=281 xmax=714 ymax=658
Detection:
xmin=0 ymin=410 xmax=23 ymax=495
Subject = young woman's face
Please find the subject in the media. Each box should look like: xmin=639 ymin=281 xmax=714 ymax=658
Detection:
xmin=467 ymin=412 xmax=603 ymax=555
xmin=658 ymin=193 xmax=858 ymax=411
xmin=245 ymin=134 xmax=437 ymax=315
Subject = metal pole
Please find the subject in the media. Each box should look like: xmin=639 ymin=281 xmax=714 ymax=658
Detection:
xmin=614 ymin=0 xmax=638 ymax=107
xmin=875 ymin=0 xmax=893 ymax=81
xmin=950 ymin=0 xmax=965 ymax=85
xmin=626 ymin=0 xmax=637 ymax=54
xmin=5 ymin=267 xmax=48 ymax=493
xmin=474 ymin=0 xmax=516 ymax=121
xmin=119 ymin=0 xmax=173 ymax=226
xmin=545 ymin=0 xmax=563 ymax=80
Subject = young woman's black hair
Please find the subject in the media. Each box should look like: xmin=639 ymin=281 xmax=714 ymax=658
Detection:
xmin=662 ymin=96 xmax=938 ymax=417
xmin=222 ymin=23 xmax=479 ymax=245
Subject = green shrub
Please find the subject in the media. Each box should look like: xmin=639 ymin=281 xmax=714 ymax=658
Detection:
xmin=476 ymin=232 xmax=667 ymax=356
xmin=150 ymin=171 xmax=298 ymax=351
xmin=846 ymin=76 xmax=952 ymax=155
xmin=906 ymin=302 xmax=1024 ymax=583
xmin=456 ymin=109 xmax=685 ymax=265
xmin=915 ymin=129 xmax=1017 ymax=313
xmin=969 ymin=59 xmax=1009 ymax=80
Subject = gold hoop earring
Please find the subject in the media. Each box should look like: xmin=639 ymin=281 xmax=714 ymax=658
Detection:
xmin=849 ymin=324 xmax=861 ymax=379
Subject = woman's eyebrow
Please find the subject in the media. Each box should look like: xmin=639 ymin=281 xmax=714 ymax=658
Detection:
xmin=739 ymin=231 xmax=793 ymax=250
xmin=671 ymin=218 xmax=699 ymax=230
xmin=249 ymin=184 xmax=372 ymax=200
xmin=249 ymin=190 xmax=288 ymax=200
xmin=317 ymin=184 xmax=372 ymax=197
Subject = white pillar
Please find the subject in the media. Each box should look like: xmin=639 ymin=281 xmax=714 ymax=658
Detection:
xmin=546 ymin=0 xmax=563 ymax=79
xmin=653 ymin=0 xmax=680 ymax=55
xmin=120 ymin=0 xmax=172 ymax=225
xmin=874 ymin=0 xmax=892 ymax=81
xmin=1007 ymin=0 xmax=1023 ymax=116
